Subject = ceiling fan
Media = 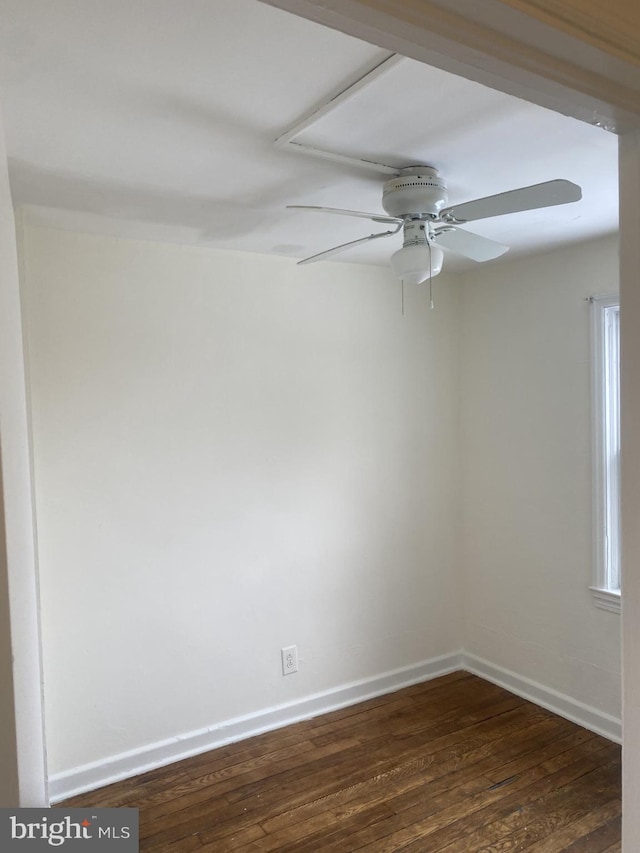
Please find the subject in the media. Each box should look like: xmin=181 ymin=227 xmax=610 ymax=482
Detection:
xmin=288 ymin=166 xmax=582 ymax=284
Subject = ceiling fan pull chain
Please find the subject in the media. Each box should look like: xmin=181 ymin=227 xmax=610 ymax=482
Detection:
xmin=428 ymin=243 xmax=434 ymax=310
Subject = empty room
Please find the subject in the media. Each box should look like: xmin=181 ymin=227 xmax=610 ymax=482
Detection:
xmin=2 ymin=1 xmax=640 ymax=851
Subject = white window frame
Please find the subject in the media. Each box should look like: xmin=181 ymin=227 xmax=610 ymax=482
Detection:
xmin=590 ymin=293 xmax=621 ymax=614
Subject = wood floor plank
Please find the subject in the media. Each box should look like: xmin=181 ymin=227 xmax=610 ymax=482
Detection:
xmin=524 ymin=798 xmax=621 ymax=852
xmin=153 ymin=838 xmax=202 ymax=853
xmin=460 ymin=762 xmax=620 ymax=852
xmin=62 ymin=768 xmax=194 ymax=810
xmin=304 ymin=746 xmax=615 ymax=853
xmin=559 ymin=814 xmax=623 ymax=852
xmin=188 ymin=710 xmax=569 ymax=850
xmin=59 ymin=672 xmax=621 ymax=852
xmin=255 ymin=716 xmax=587 ymax=852
xmin=393 ymin=755 xmax=618 ymax=853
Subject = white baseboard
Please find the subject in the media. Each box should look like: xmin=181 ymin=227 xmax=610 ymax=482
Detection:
xmin=48 ymin=650 xmax=464 ymax=803
xmin=462 ymin=653 xmax=621 ymax=744
xmin=50 ymin=649 xmax=622 ymax=803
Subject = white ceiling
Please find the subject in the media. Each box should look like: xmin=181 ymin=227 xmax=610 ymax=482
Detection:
xmin=0 ymin=0 xmax=619 ymax=273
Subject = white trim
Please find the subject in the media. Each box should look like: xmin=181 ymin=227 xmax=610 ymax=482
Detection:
xmin=590 ymin=293 xmax=621 ymax=612
xmin=48 ymin=651 xmax=463 ymax=803
xmin=590 ymin=586 xmax=622 ymax=614
xmin=49 ymin=649 xmax=622 ymax=802
xmin=463 ymin=653 xmax=621 ymax=744
xmin=260 ymin=0 xmax=640 ymax=133
xmin=0 ymin=165 xmax=48 ymax=805
xmin=619 ymin=128 xmax=640 ymax=853
xmin=274 ymin=53 xmax=403 ymax=176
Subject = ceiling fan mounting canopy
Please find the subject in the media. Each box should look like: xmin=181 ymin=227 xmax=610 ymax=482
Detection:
xmin=382 ymin=165 xmax=448 ymax=218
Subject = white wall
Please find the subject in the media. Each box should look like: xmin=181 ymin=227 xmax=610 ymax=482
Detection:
xmin=21 ymin=216 xmax=624 ymax=791
xmin=0 ymin=120 xmax=47 ymax=802
xmin=459 ymin=235 xmax=621 ymax=720
xmin=21 ymin=220 xmax=462 ymax=778
xmin=620 ymin=130 xmax=640 ymax=850
xmin=0 ymin=158 xmax=19 ymax=800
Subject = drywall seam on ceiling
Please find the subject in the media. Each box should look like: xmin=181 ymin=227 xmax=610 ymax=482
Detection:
xmin=273 ymin=52 xmax=403 ymax=175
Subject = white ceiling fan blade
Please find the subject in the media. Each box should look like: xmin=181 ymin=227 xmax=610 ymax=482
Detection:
xmin=298 ymin=224 xmax=402 ymax=265
xmin=287 ymin=205 xmax=402 ymax=224
xmin=433 ymin=227 xmax=509 ymax=262
xmin=440 ymin=179 xmax=582 ymax=224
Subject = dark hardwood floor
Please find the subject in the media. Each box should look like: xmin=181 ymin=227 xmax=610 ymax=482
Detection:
xmin=62 ymin=672 xmax=621 ymax=851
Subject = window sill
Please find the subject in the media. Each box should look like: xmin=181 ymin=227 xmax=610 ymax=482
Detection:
xmin=590 ymin=586 xmax=621 ymax=614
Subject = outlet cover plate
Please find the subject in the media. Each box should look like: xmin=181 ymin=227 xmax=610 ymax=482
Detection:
xmin=281 ymin=645 xmax=298 ymax=675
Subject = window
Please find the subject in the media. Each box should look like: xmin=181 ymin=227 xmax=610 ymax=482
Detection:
xmin=591 ymin=294 xmax=621 ymax=613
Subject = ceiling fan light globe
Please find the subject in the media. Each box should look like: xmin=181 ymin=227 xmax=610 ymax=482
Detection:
xmin=390 ymin=243 xmax=444 ymax=284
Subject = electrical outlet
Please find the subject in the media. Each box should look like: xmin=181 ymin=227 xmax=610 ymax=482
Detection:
xmin=281 ymin=645 xmax=298 ymax=676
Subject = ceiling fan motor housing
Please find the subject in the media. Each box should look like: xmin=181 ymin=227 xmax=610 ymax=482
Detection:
xmin=382 ymin=166 xmax=448 ymax=218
